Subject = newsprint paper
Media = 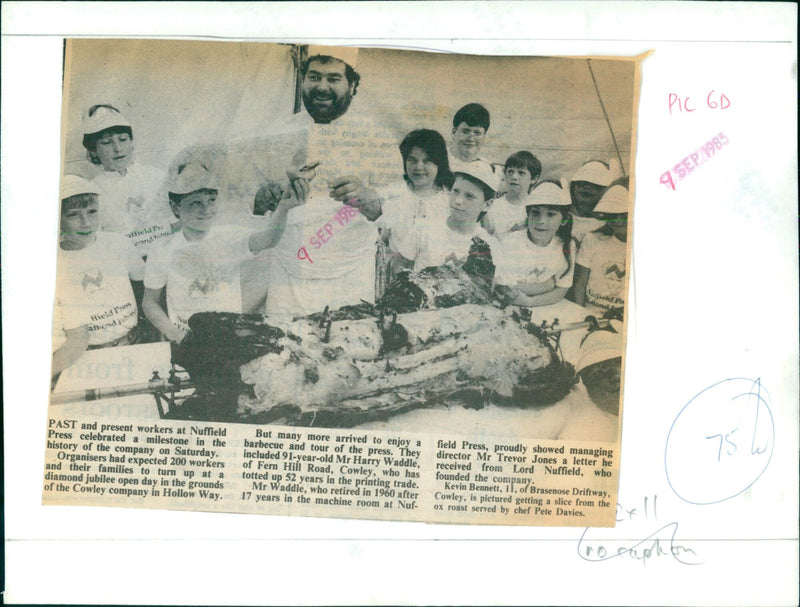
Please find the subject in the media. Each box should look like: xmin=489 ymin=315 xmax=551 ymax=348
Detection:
xmin=45 ymin=39 xmax=640 ymax=527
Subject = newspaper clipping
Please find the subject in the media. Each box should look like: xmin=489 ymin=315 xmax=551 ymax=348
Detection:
xmin=45 ymin=39 xmax=640 ymax=526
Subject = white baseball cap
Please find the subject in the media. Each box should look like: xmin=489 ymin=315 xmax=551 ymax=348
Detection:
xmin=454 ymin=162 xmax=500 ymax=197
xmin=570 ymin=160 xmax=615 ymax=187
xmin=576 ymin=324 xmax=623 ymax=374
xmin=61 ymin=174 xmax=99 ymax=200
xmin=306 ymin=45 xmax=359 ymax=69
xmin=82 ymin=104 xmax=131 ymax=137
xmin=527 ymin=180 xmax=571 ymax=207
xmin=169 ymin=161 xmax=219 ymax=195
xmin=593 ymin=184 xmax=629 ymax=214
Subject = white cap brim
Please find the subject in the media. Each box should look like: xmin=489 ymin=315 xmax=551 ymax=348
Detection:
xmin=594 ymin=184 xmax=629 ymax=214
xmin=61 ymin=174 xmax=99 ymax=200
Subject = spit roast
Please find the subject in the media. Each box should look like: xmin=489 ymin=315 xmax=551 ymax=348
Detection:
xmin=169 ymin=253 xmax=575 ymax=427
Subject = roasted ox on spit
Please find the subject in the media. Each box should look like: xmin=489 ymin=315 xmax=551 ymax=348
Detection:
xmin=171 ymin=252 xmax=574 ymax=426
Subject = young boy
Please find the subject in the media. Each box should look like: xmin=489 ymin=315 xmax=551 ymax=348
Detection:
xmin=143 ymin=161 xmax=306 ymax=342
xmin=395 ymin=163 xmax=500 ymax=278
xmin=482 ymin=150 xmax=542 ymax=240
xmin=447 ymin=103 xmax=498 ymax=178
xmin=55 ymin=174 xmax=144 ymax=354
xmin=569 ymin=159 xmax=618 ymax=244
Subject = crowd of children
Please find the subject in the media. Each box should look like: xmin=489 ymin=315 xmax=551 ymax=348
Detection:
xmin=53 ymin=99 xmax=630 ymax=403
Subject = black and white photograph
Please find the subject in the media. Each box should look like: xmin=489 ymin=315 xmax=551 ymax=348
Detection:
xmin=5 ymin=2 xmax=798 ymax=604
xmin=44 ymin=38 xmax=639 ymax=525
xmin=53 ymin=40 xmax=636 ymax=435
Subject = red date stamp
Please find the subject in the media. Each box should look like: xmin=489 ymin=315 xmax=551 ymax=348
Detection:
xmin=297 ymin=204 xmax=361 ymax=264
xmin=659 ymin=132 xmax=729 ymax=191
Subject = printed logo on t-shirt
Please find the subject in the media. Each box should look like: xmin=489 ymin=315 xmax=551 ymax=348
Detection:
xmin=81 ymin=270 xmax=104 ymax=293
xmin=601 ymin=261 xmax=625 ymax=294
xmin=172 ymin=246 xmax=229 ymax=301
xmin=126 ymin=195 xmax=145 ymax=215
xmin=527 ymin=265 xmax=548 ymax=281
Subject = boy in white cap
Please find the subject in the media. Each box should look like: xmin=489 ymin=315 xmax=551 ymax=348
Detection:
xmin=494 ymin=179 xmax=576 ymax=307
xmin=574 ymin=323 xmax=623 ymax=416
xmin=393 ymin=164 xmax=500 ymax=275
xmin=573 ymin=182 xmax=629 ymax=314
xmin=55 ymin=174 xmax=144 ymax=352
xmin=143 ymin=161 xmax=308 ymax=342
xmin=82 ymin=104 xmax=175 ymax=254
xmin=569 ymin=159 xmax=618 ymax=244
xmin=553 ymin=323 xmax=622 ymax=441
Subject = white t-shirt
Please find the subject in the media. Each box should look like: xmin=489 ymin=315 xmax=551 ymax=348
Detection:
xmin=266 ymin=111 xmax=390 ymax=313
xmin=144 ymin=225 xmax=257 ymax=332
xmin=576 ymin=231 xmax=627 ymax=312
xmin=56 ymin=232 xmax=141 ymax=346
xmin=483 ymin=194 xmax=529 ymax=240
xmin=92 ymin=162 xmax=174 ymax=256
xmin=378 ymin=181 xmax=450 ymax=253
xmin=495 ymin=230 xmax=575 ymax=289
xmin=572 ymin=215 xmax=604 ymax=245
xmin=52 ymin=294 xmax=88 ymax=352
xmin=402 ymin=219 xmax=499 ymax=273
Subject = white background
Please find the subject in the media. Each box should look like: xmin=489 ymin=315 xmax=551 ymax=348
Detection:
xmin=2 ymin=2 xmax=798 ymax=605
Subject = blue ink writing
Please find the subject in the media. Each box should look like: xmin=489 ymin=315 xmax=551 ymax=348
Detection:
xmin=665 ymin=377 xmax=774 ymax=505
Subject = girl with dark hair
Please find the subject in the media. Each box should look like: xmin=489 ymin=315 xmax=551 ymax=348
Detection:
xmin=494 ymin=180 xmax=576 ymax=307
xmin=377 ymin=129 xmax=454 ymax=282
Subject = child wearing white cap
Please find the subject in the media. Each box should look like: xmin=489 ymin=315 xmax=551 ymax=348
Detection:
xmin=55 ymin=175 xmax=144 ymax=352
xmin=82 ymin=104 xmax=175 ymax=254
xmin=393 ymin=164 xmax=500 ymax=275
xmin=569 ymin=159 xmax=618 ymax=244
xmin=573 ymin=323 xmax=623 ymax=416
xmin=482 ymin=151 xmax=542 ymax=241
xmin=143 ymin=160 xmax=307 ymax=342
xmin=494 ymin=180 xmax=576 ymax=307
xmin=573 ymin=182 xmax=629 ymax=314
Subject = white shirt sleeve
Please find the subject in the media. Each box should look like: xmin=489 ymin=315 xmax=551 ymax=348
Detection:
xmin=143 ymin=241 xmax=168 ymax=290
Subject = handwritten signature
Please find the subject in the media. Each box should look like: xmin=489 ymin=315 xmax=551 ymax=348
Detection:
xmin=578 ymin=521 xmax=700 ymax=566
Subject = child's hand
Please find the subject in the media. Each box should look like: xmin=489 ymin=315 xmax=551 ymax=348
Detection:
xmin=254 ymin=181 xmax=285 ymax=215
xmin=166 ymin=326 xmax=187 ymax=344
xmin=494 ymin=284 xmax=520 ymax=306
xmin=279 ymin=177 xmax=309 ymax=209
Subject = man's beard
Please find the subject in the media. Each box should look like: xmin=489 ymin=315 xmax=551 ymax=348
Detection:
xmin=302 ymin=92 xmax=353 ymax=123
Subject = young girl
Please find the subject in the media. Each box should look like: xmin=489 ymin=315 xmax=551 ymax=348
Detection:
xmin=573 ymin=182 xmax=629 ymax=314
xmin=482 ymin=150 xmax=542 ymax=240
xmin=378 ymin=129 xmax=454 ymax=282
xmin=494 ymin=180 xmax=576 ymax=307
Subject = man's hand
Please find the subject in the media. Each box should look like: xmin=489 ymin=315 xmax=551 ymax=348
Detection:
xmin=329 ymin=176 xmax=382 ymax=221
